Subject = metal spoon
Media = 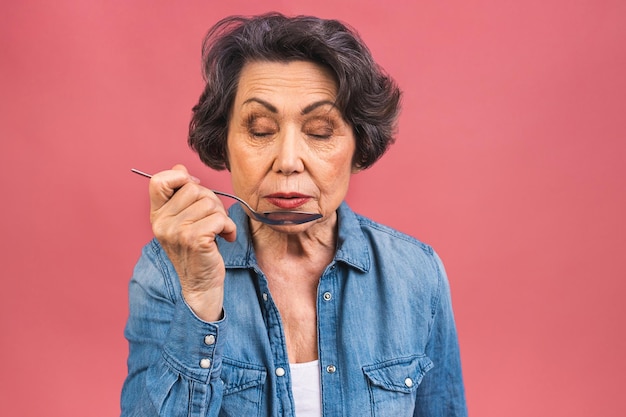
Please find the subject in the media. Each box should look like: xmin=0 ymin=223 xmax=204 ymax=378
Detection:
xmin=131 ymin=169 xmax=322 ymax=225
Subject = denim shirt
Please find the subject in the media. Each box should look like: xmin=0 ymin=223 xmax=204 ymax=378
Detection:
xmin=121 ymin=202 xmax=467 ymax=417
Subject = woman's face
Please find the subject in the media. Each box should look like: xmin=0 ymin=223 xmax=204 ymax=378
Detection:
xmin=226 ymin=60 xmax=356 ymax=227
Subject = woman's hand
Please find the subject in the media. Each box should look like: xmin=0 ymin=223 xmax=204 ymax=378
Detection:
xmin=149 ymin=164 xmax=237 ymax=322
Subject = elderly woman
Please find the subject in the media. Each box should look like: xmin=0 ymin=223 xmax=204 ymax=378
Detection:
xmin=122 ymin=13 xmax=467 ymax=417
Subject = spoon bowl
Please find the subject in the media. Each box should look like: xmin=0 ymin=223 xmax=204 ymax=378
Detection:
xmin=131 ymin=169 xmax=322 ymax=225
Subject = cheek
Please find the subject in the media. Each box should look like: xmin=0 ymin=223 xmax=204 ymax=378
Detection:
xmin=333 ymin=143 xmax=357 ymax=175
xmin=322 ymin=148 xmax=355 ymax=188
xmin=227 ymin=137 xmax=255 ymax=174
xmin=230 ymin=158 xmax=257 ymax=187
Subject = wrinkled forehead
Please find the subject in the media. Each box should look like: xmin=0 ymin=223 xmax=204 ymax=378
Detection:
xmin=231 ymin=60 xmax=340 ymax=114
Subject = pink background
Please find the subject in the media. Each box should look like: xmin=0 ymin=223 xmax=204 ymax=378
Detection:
xmin=1 ymin=0 xmax=625 ymax=415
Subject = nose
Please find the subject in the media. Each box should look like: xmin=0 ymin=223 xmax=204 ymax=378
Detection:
xmin=272 ymin=126 xmax=305 ymax=175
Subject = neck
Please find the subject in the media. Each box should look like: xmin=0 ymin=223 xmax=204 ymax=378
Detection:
xmin=251 ymin=212 xmax=337 ymax=275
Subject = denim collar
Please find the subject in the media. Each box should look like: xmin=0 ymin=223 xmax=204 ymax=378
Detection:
xmin=219 ymin=202 xmax=370 ymax=273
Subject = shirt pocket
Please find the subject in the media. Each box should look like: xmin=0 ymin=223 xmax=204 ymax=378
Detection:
xmin=362 ymin=355 xmax=433 ymax=417
xmin=219 ymin=359 xmax=267 ymax=417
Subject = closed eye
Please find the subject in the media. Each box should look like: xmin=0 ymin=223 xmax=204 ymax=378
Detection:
xmin=250 ymin=130 xmax=275 ymax=138
xmin=307 ymin=132 xmax=333 ymax=139
xmin=246 ymin=113 xmax=278 ymax=139
xmin=303 ymin=118 xmax=335 ymax=139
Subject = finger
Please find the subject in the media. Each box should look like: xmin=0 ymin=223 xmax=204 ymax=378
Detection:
xmin=182 ymin=213 xmax=236 ymax=248
xmin=218 ymin=214 xmax=237 ymax=242
xmin=155 ymin=206 xmax=236 ymax=249
xmin=152 ymin=190 xmax=235 ymax=239
xmin=152 ymin=183 xmax=228 ymax=225
xmin=148 ymin=165 xmax=200 ymax=211
xmin=153 ymin=189 xmax=227 ymax=228
xmin=171 ymin=164 xmax=202 ymax=185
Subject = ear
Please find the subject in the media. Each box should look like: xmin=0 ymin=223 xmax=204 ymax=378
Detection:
xmin=350 ymin=149 xmax=363 ymax=174
xmin=350 ymin=152 xmax=364 ymax=173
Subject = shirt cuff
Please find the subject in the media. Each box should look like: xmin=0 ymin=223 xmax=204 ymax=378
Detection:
xmin=162 ymin=298 xmax=227 ymax=383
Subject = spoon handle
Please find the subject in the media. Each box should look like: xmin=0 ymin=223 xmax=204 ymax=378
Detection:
xmin=130 ymin=168 xmax=238 ymax=203
xmin=130 ymin=168 xmax=153 ymax=179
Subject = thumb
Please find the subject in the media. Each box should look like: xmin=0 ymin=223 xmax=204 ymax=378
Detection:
xmin=149 ymin=164 xmax=199 ymax=210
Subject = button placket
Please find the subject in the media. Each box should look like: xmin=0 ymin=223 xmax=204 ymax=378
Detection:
xmin=254 ymin=268 xmax=291 ymax=410
xmin=318 ymin=261 xmax=341 ymax=405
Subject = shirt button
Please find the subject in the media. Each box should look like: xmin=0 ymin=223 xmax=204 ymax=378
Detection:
xmin=323 ymin=292 xmax=332 ymax=301
xmin=199 ymin=358 xmax=211 ymax=369
xmin=262 ymin=293 xmax=268 ymax=301
xmin=404 ymin=377 xmax=414 ymax=388
xmin=326 ymin=364 xmax=337 ymax=373
xmin=275 ymin=367 xmax=286 ymax=377
xmin=204 ymin=334 xmax=216 ymax=345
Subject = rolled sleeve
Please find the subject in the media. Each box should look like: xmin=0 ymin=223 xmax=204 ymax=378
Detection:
xmin=121 ymin=239 xmax=226 ymax=416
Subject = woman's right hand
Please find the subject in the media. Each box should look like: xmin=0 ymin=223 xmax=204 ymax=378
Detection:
xmin=148 ymin=164 xmax=237 ymax=322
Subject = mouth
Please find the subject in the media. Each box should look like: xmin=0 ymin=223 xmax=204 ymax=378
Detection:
xmin=265 ymin=193 xmax=312 ymax=210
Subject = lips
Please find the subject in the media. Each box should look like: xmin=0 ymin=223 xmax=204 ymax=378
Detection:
xmin=265 ymin=193 xmax=312 ymax=209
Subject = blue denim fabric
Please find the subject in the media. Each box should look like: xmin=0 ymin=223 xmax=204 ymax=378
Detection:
xmin=121 ymin=202 xmax=467 ymax=416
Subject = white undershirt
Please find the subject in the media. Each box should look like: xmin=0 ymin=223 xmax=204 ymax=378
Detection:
xmin=289 ymin=360 xmax=322 ymax=417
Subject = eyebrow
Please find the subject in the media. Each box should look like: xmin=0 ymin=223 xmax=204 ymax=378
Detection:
xmin=242 ymin=98 xmax=278 ymax=113
xmin=301 ymin=100 xmax=337 ymax=115
xmin=242 ymin=98 xmax=337 ymax=115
